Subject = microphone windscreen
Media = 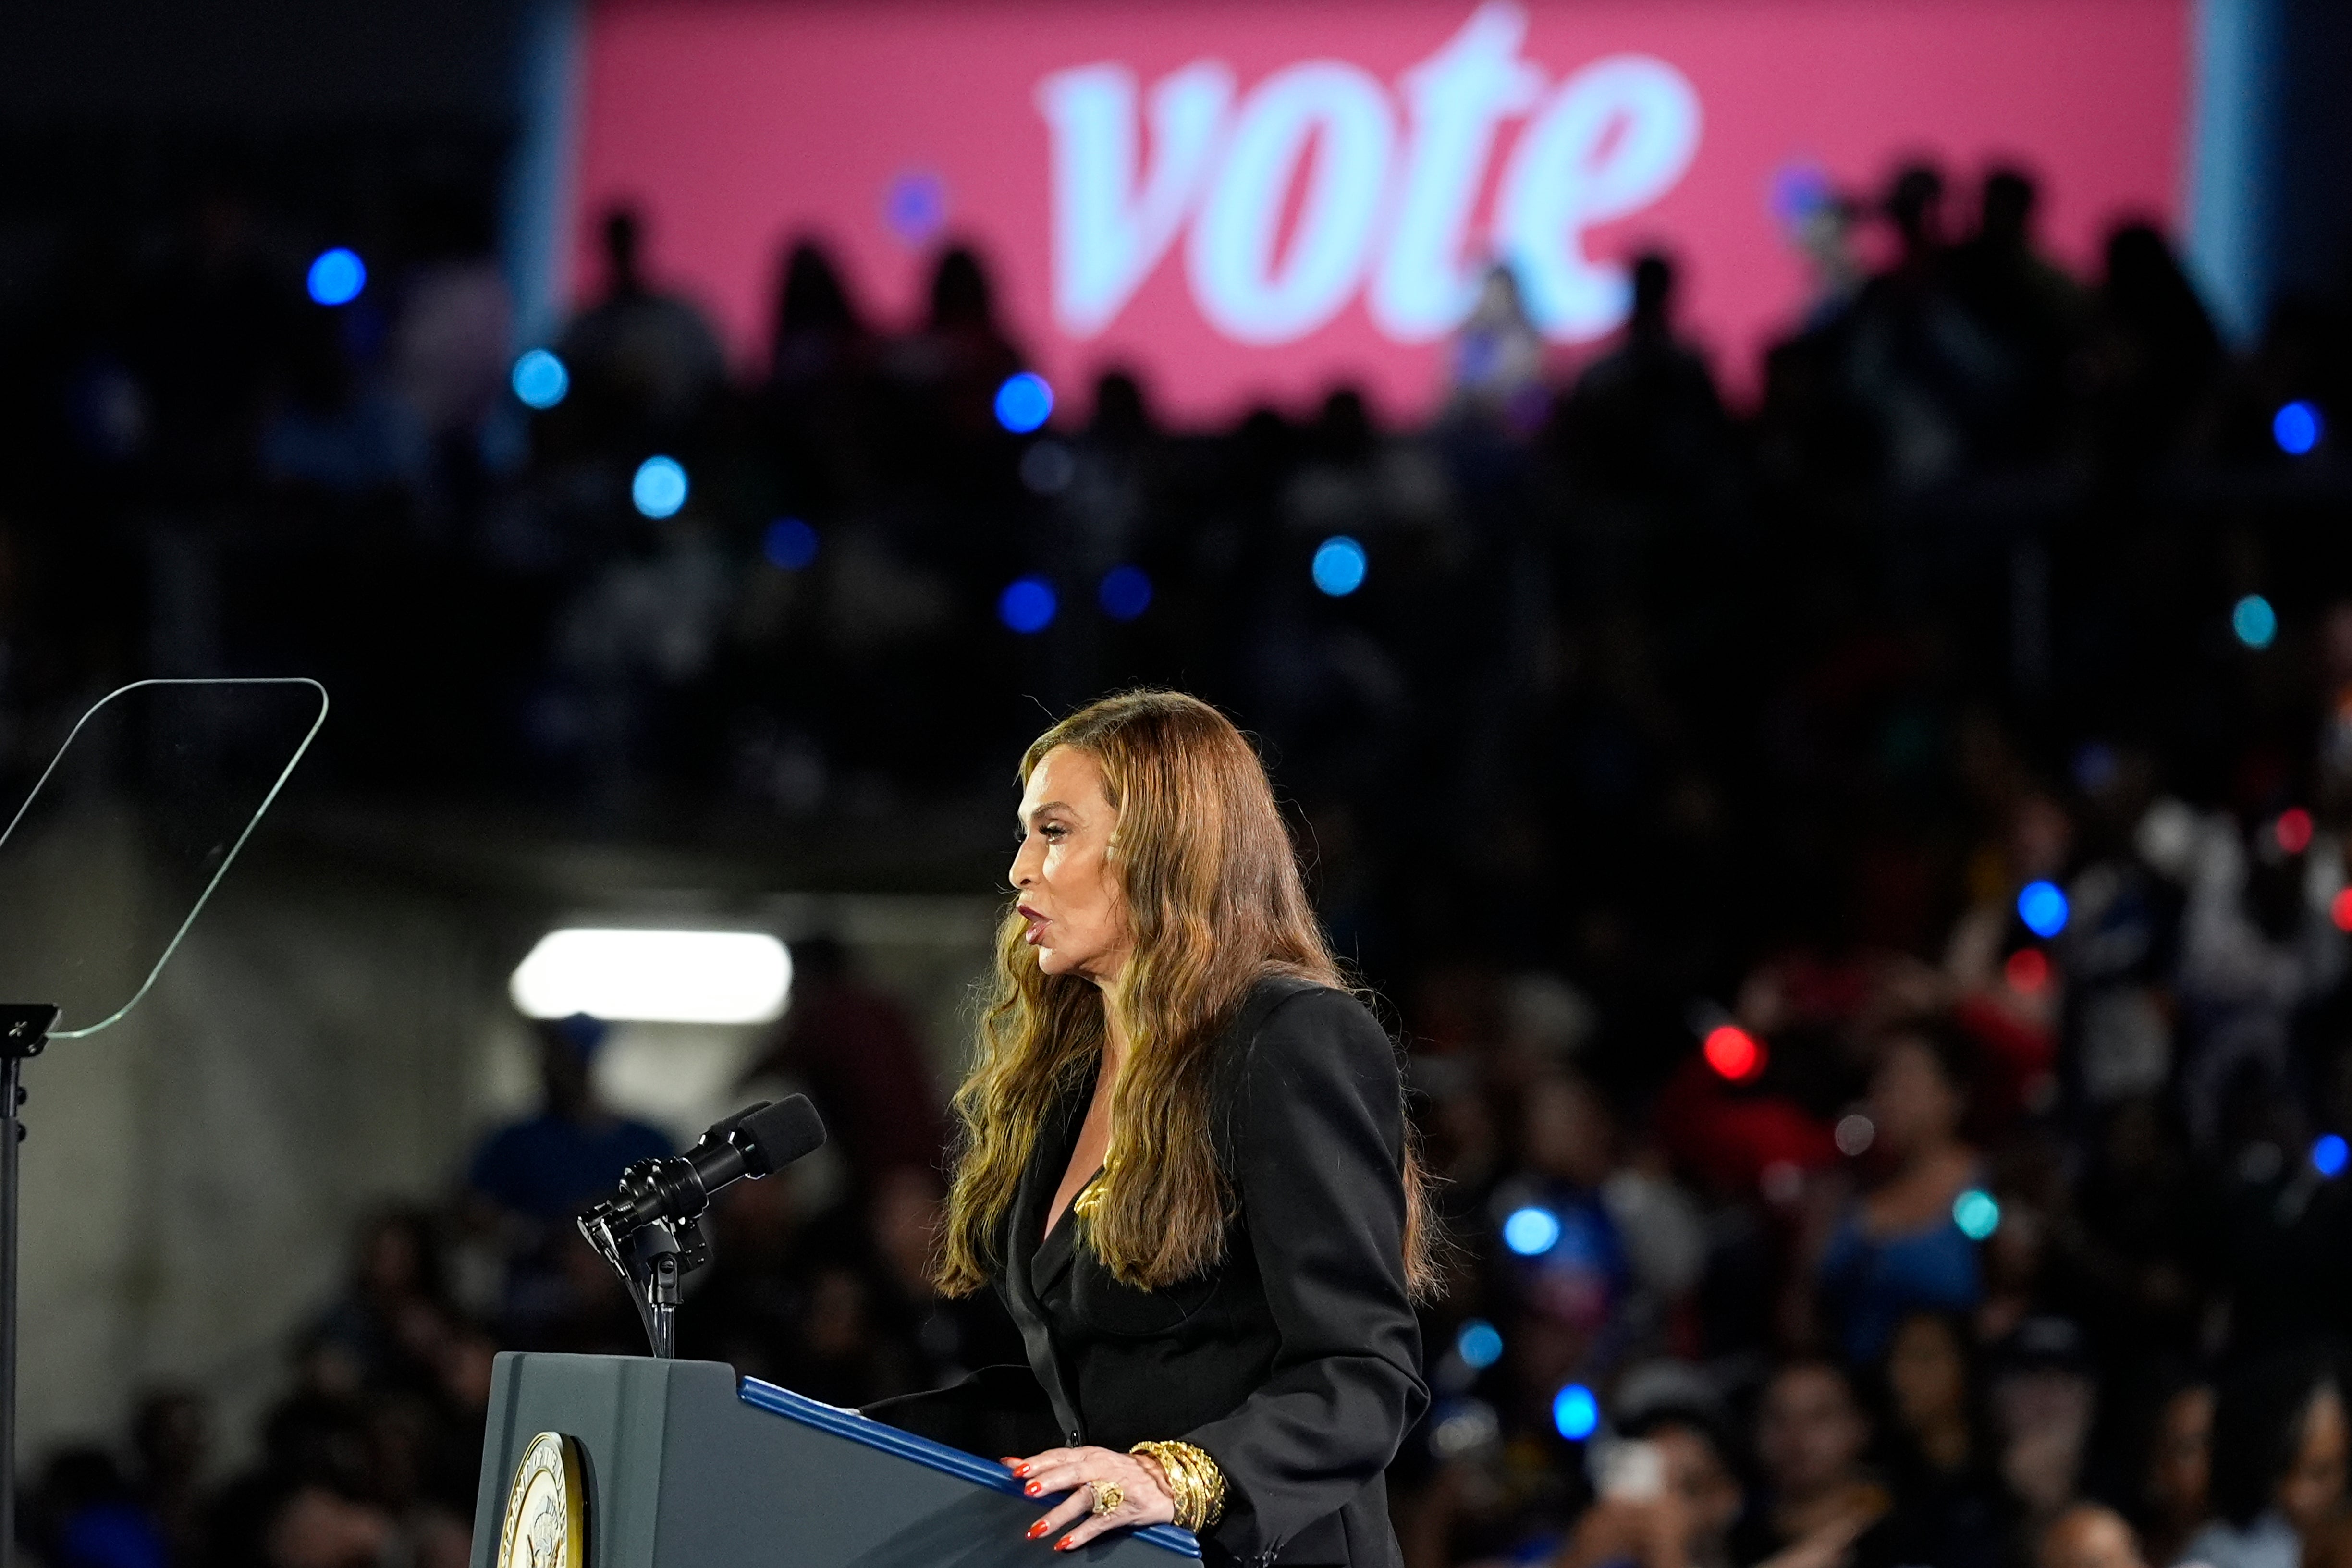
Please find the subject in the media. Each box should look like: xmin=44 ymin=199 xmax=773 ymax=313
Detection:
xmin=738 ymin=1094 xmax=827 ymax=1176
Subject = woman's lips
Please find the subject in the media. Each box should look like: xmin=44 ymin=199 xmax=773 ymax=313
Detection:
xmin=1017 ymin=905 xmax=1050 ymax=945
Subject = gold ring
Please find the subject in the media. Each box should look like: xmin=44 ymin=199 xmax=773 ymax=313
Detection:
xmin=1090 ymin=1481 xmax=1123 ymax=1516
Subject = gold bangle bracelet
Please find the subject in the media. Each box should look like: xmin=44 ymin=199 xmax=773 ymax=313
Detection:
xmin=1129 ymin=1440 xmax=1227 ymax=1532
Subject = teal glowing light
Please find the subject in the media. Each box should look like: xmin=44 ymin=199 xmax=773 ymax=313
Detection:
xmin=1953 ymin=1188 xmax=2001 ymax=1240
xmin=2233 ymin=594 xmax=2278 ymax=649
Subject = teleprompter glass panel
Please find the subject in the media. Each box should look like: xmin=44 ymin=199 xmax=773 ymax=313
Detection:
xmin=0 ymin=679 xmax=327 ymax=1038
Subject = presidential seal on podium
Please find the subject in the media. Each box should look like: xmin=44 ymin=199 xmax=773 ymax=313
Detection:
xmin=496 ymin=1430 xmax=587 ymax=1568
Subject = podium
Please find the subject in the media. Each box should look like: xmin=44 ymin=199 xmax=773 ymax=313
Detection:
xmin=469 ymin=1353 xmax=1201 ymax=1567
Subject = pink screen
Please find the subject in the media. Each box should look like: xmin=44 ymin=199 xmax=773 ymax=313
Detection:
xmin=572 ymin=0 xmax=2190 ymax=422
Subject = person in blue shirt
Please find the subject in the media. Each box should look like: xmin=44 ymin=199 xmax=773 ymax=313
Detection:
xmin=1818 ymin=1024 xmax=1986 ymax=1364
xmin=467 ymin=1013 xmax=672 ymax=1225
xmin=466 ymin=1014 xmax=673 ymax=1347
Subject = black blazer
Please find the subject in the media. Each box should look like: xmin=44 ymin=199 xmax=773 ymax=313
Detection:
xmin=869 ymin=977 xmax=1428 ymax=1568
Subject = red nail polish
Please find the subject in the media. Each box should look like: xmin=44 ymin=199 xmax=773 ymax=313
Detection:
xmin=1015 ymin=1464 xmax=1032 ymax=1477
xmin=1025 ymin=1481 xmax=1042 ymax=1497
xmin=1056 ymin=1538 xmax=1076 ymax=1553
xmin=1027 ymin=1521 xmax=1050 ymax=1540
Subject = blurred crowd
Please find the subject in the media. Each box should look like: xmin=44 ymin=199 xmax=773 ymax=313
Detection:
xmin=8 ymin=137 xmax=2352 ymax=1568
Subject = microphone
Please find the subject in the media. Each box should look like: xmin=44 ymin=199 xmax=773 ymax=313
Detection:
xmin=584 ymin=1095 xmax=827 ymax=1238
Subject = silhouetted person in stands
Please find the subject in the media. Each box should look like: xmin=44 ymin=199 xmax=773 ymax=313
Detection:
xmin=1729 ymin=1358 xmax=1895 ymax=1568
xmin=1548 ymin=252 xmax=1735 ymax=605
xmin=1090 ymin=369 xmax=1152 ymax=450
xmin=1845 ymin=159 xmax=2009 ymax=487
xmin=1873 ymin=1311 xmax=2011 ymax=1568
xmin=738 ymin=937 xmax=946 ymax=1197
xmin=1556 ymin=252 xmax=1731 ymax=506
xmin=885 ymin=245 xmax=1024 ymax=441
xmin=769 ymin=239 xmax=866 ymax=391
xmin=1946 ymin=167 xmax=2087 ymax=460
xmin=134 ymin=1389 xmax=209 ymax=1568
xmin=557 ymin=205 xmax=725 ymax=444
xmin=675 ymin=1159 xmax=810 ymax=1385
xmin=1884 ymin=162 xmax=1952 ymax=282
xmin=300 ymin=1208 xmax=453 ymax=1398
xmin=2085 ymin=223 xmax=2222 ymax=468
xmin=1061 ymin=368 xmax=1160 ymax=581
xmin=1309 ymin=387 xmax=1377 ymax=469
xmin=763 ymin=237 xmax=875 ymax=514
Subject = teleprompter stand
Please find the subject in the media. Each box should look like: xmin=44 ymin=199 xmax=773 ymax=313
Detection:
xmin=0 ymin=679 xmax=326 ymax=1568
xmin=0 ymin=1004 xmax=53 ymax=1564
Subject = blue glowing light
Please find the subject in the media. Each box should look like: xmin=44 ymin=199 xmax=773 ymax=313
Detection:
xmin=1952 ymin=1188 xmax=2001 ymax=1240
xmin=1770 ymin=161 xmax=1836 ymax=225
xmin=995 ymin=373 xmax=1054 ymax=434
xmin=512 ymin=349 xmax=569 ymax=410
xmin=1099 ymin=565 xmax=1153 ymax=622
xmin=1502 ymin=1206 xmax=1562 ymax=1257
xmin=632 ymin=456 xmax=688 ymax=519
xmin=998 ymin=576 xmax=1057 ymax=634
xmin=2017 ymin=881 xmax=2070 ymax=939
xmin=764 ymin=517 xmax=819 ymax=570
xmin=1456 ymin=1319 xmax=1504 ymax=1370
xmin=2234 ymin=594 xmax=2278 ymax=649
xmin=306 ymin=248 xmax=366 ymax=306
xmin=884 ymin=171 xmax=948 ymax=246
xmin=1312 ymin=535 xmax=1368 ymax=597
xmin=2315 ymin=1135 xmax=2349 ymax=1178
xmin=1553 ymin=1384 xmax=1600 ymax=1441
xmin=2275 ymin=401 xmax=2322 ymax=456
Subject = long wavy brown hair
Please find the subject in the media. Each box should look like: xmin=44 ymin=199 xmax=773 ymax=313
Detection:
xmin=937 ymin=690 xmax=1436 ymax=1298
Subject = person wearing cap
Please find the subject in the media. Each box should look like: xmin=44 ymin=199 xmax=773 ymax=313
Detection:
xmin=1990 ymin=1319 xmax=2099 ymax=1545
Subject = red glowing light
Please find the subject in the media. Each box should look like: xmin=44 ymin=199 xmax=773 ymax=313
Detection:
xmin=2278 ymin=808 xmax=2315 ymax=855
xmin=2004 ymin=948 xmax=2051 ymax=994
xmin=1703 ymin=1025 xmax=1765 ymax=1081
xmin=2333 ymin=888 xmax=2352 ymax=933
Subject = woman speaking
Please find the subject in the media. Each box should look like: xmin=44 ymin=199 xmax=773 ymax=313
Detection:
xmin=870 ymin=691 xmax=1432 ymax=1567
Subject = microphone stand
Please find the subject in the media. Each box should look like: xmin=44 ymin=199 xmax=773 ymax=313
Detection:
xmin=576 ymin=1099 xmax=824 ymax=1360
xmin=577 ymin=1201 xmax=710 ymax=1360
xmin=0 ymin=1004 xmax=58 ymax=1568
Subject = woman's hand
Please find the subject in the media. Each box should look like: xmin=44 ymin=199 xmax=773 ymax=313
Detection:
xmin=1004 ymin=1446 xmax=1177 ymax=1551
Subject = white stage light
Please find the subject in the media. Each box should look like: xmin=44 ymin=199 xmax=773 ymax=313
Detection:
xmin=510 ymin=929 xmax=792 ymax=1024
